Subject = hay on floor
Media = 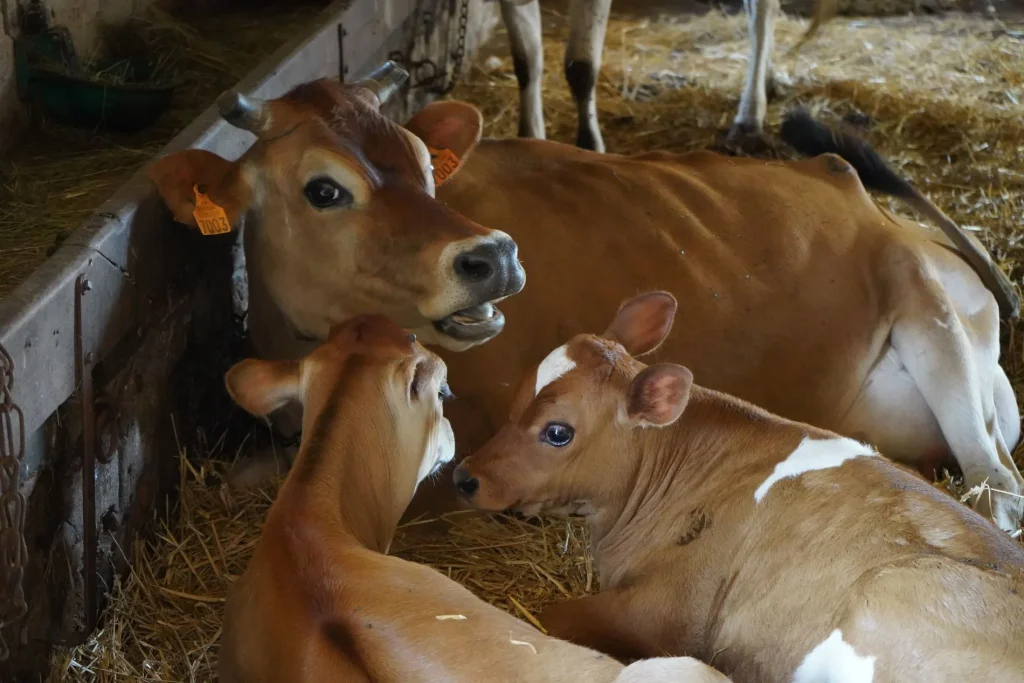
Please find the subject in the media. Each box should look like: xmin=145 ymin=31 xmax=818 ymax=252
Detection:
xmin=47 ymin=452 xmax=592 ymax=681
xmin=0 ymin=2 xmax=329 ymax=298
xmin=48 ymin=5 xmax=1024 ymax=681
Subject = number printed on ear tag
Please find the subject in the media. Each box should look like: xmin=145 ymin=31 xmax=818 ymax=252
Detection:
xmin=192 ymin=185 xmax=233 ymax=235
xmin=428 ymin=147 xmax=461 ymax=187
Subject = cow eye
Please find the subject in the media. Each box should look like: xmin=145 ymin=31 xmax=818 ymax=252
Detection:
xmin=304 ymin=177 xmax=353 ymax=209
xmin=438 ymin=383 xmax=454 ymax=402
xmin=540 ymin=422 xmax=574 ymax=447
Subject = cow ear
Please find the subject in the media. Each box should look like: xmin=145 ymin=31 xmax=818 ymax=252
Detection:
xmin=225 ymin=359 xmax=300 ymax=417
xmin=148 ymin=149 xmax=250 ymax=232
xmin=603 ymin=292 xmax=677 ymax=357
xmin=625 ymin=364 xmax=693 ymax=427
xmin=403 ymin=101 xmax=482 ymax=184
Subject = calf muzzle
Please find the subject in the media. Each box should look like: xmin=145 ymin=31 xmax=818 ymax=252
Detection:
xmin=453 ymin=464 xmax=480 ymax=498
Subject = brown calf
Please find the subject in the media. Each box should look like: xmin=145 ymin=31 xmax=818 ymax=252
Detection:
xmin=218 ymin=314 xmax=728 ymax=683
xmin=147 ymin=70 xmax=1023 ymax=532
xmin=455 ymin=292 xmax=1024 ymax=683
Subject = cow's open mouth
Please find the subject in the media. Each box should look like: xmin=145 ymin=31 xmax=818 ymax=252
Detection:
xmin=433 ymin=302 xmax=505 ymax=341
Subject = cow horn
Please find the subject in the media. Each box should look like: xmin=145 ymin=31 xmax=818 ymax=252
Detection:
xmin=217 ymin=90 xmax=272 ymax=135
xmin=355 ymin=60 xmax=409 ymax=105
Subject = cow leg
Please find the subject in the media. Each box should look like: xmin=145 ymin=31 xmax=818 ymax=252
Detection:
xmin=731 ymin=0 xmax=777 ymax=138
xmin=539 ymin=591 xmax=656 ymax=660
xmin=565 ymin=0 xmax=611 ymax=152
xmin=500 ymin=0 xmax=545 ymax=139
xmin=888 ymin=261 xmax=1024 ymax=533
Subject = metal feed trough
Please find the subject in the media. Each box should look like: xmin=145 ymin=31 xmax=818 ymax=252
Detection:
xmin=0 ymin=0 xmax=495 ymax=676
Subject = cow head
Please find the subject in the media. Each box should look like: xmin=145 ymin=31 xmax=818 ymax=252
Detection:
xmin=453 ymin=291 xmax=692 ymax=515
xmin=225 ymin=315 xmax=456 ymax=505
xmin=149 ymin=62 xmax=525 ymax=351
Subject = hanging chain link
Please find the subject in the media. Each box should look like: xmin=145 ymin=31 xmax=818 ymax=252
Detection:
xmin=436 ymin=0 xmax=470 ymax=95
xmin=388 ymin=0 xmax=470 ymax=95
xmin=0 ymin=342 xmax=28 ymax=661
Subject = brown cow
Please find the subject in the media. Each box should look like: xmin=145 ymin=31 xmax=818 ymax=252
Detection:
xmin=218 ymin=314 xmax=729 ymax=683
xmin=453 ymin=292 xmax=1024 ymax=683
xmin=147 ymin=65 xmax=1023 ymax=531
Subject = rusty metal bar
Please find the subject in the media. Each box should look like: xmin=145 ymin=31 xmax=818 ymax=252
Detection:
xmin=73 ymin=275 xmax=97 ymax=637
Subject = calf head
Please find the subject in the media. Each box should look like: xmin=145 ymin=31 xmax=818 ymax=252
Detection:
xmin=149 ymin=62 xmax=525 ymax=351
xmin=225 ymin=315 xmax=456 ymax=504
xmin=454 ymin=291 xmax=693 ymax=515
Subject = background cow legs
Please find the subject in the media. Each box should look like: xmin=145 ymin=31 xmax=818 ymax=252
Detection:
xmin=733 ymin=0 xmax=778 ymax=136
xmin=565 ymin=0 xmax=612 ymax=151
xmin=501 ymin=0 xmax=546 ymax=139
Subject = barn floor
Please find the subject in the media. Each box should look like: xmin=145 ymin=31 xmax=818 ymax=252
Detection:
xmin=50 ymin=5 xmax=1024 ymax=681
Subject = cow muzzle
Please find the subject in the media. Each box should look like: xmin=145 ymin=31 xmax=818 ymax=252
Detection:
xmin=433 ymin=235 xmax=525 ymax=344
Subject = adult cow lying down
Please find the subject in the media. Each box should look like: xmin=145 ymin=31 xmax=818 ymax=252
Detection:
xmin=453 ymin=292 xmax=1024 ymax=683
xmin=147 ymin=63 xmax=1024 ymax=531
xmin=218 ymin=314 xmax=729 ymax=683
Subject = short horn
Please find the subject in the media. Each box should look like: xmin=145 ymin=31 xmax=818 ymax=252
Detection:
xmin=217 ymin=90 xmax=271 ymax=135
xmin=355 ymin=60 xmax=409 ymax=105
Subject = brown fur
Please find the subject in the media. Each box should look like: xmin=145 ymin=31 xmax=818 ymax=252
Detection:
xmin=457 ymin=294 xmax=1024 ymax=682
xmin=218 ymin=314 xmax=727 ymax=683
xmin=147 ymin=77 xmax=1023 ymax=530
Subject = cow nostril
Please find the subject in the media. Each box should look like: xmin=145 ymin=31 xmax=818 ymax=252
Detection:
xmin=453 ymin=466 xmax=480 ymax=497
xmin=455 ymin=476 xmax=480 ymax=497
xmin=454 ymin=252 xmax=495 ymax=283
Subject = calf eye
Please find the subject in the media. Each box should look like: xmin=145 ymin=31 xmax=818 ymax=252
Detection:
xmin=541 ymin=422 xmax=574 ymax=447
xmin=304 ymin=177 xmax=353 ymax=209
xmin=439 ymin=383 xmax=454 ymax=402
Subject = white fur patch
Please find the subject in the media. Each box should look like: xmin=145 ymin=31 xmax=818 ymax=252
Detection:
xmin=535 ymin=345 xmax=576 ymax=396
xmin=792 ymin=629 xmax=876 ymax=683
xmin=754 ymin=436 xmax=875 ymax=504
xmin=616 ymin=657 xmax=726 ymax=682
xmin=416 ymin=417 xmax=455 ymax=487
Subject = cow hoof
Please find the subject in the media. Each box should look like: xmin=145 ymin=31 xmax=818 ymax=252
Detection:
xmin=722 ymin=124 xmax=777 ymax=158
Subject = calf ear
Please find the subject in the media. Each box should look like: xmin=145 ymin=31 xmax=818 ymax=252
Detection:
xmin=403 ymin=101 xmax=483 ymax=184
xmin=225 ymin=359 xmax=300 ymax=417
xmin=626 ymin=364 xmax=693 ymax=427
xmin=603 ymin=292 xmax=677 ymax=356
xmin=148 ymin=149 xmax=249 ymax=232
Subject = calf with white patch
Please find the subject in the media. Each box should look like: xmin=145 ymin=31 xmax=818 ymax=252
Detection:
xmin=454 ymin=292 xmax=1024 ymax=683
xmin=218 ymin=314 xmax=729 ymax=683
xmin=147 ymin=66 xmax=1024 ymax=532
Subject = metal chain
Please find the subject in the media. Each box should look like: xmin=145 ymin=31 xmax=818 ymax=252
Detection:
xmin=388 ymin=0 xmax=470 ymax=95
xmin=0 ymin=342 xmax=28 ymax=661
xmin=437 ymin=0 xmax=470 ymax=95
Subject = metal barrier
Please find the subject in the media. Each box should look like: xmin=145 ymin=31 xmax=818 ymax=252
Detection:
xmin=0 ymin=0 xmax=494 ymax=675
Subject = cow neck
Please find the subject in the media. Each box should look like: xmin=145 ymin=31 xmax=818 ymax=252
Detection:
xmin=279 ymin=372 xmax=409 ymax=555
xmin=591 ymin=387 xmax=772 ymax=586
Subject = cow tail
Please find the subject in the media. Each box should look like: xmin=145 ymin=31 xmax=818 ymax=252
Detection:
xmin=779 ymin=108 xmax=1020 ymax=319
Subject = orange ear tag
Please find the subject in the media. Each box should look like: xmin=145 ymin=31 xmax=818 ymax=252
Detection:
xmin=192 ymin=185 xmax=233 ymax=236
xmin=428 ymin=147 xmax=461 ymax=187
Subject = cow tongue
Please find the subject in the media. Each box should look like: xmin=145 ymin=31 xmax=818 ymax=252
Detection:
xmin=449 ymin=302 xmax=497 ymax=325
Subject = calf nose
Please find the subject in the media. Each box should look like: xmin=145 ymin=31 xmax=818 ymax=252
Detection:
xmin=453 ymin=464 xmax=480 ymax=497
xmin=452 ymin=237 xmax=525 ymax=299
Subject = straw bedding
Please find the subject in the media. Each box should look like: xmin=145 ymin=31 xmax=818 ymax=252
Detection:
xmin=49 ymin=4 xmax=1024 ymax=681
xmin=0 ymin=1 xmax=330 ymax=298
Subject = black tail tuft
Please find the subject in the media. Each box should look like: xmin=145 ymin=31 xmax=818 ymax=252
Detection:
xmin=780 ymin=109 xmax=915 ymax=200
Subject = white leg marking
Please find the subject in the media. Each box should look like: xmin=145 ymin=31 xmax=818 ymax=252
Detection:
xmin=792 ymin=629 xmax=875 ymax=683
xmin=499 ymin=0 xmax=545 ymax=139
xmin=890 ymin=273 xmax=1024 ymax=532
xmin=734 ymin=0 xmax=777 ymax=132
xmin=616 ymin=657 xmax=728 ymax=682
xmin=754 ymin=436 xmax=875 ymax=504
xmin=535 ymin=344 xmax=577 ymax=396
xmin=565 ymin=0 xmax=612 ymax=152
